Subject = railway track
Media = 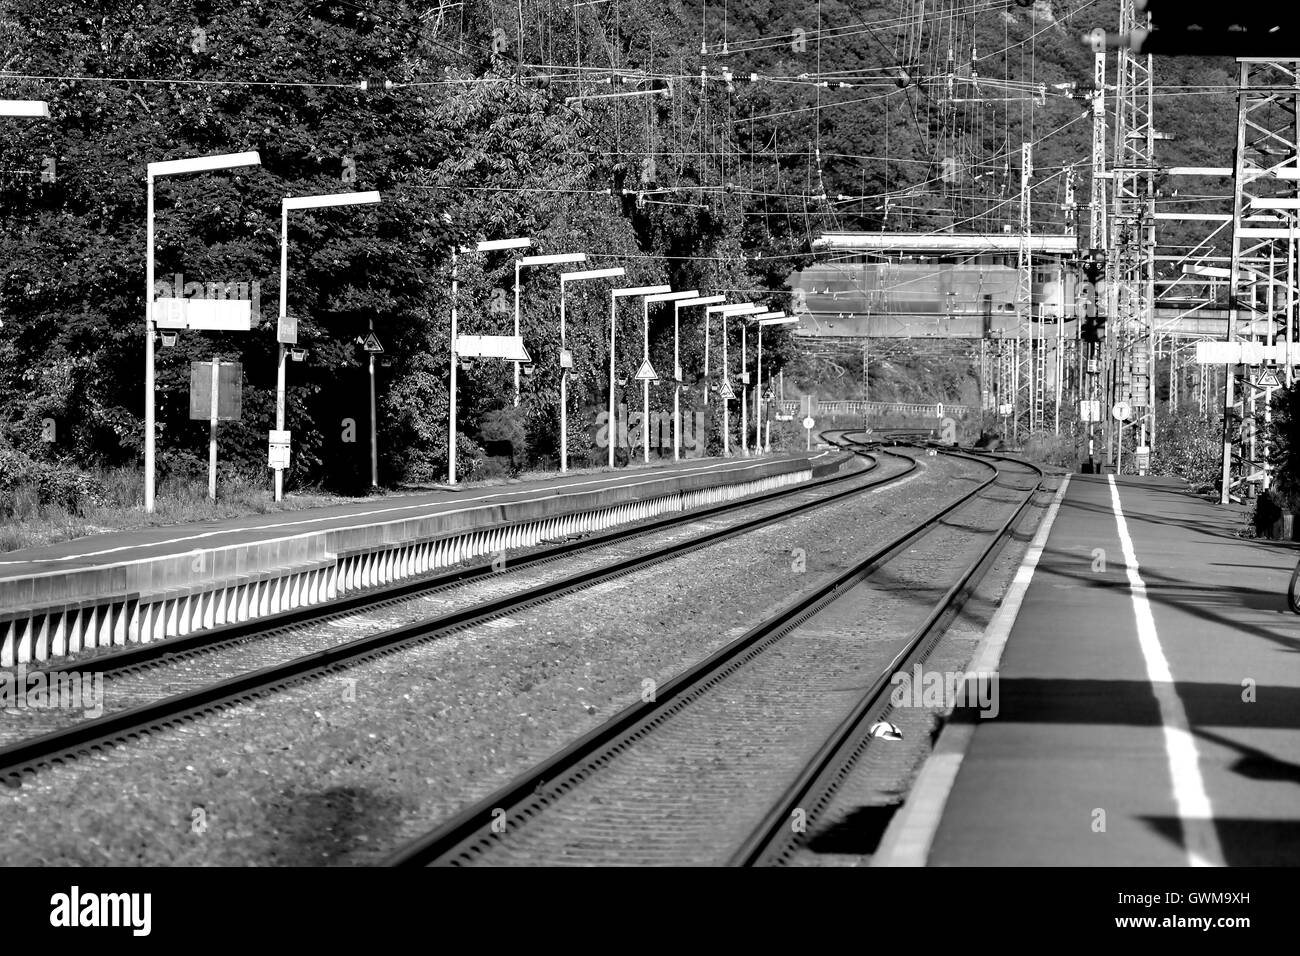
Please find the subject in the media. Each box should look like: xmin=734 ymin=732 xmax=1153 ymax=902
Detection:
xmin=384 ymin=442 xmax=1043 ymax=866
xmin=0 ymin=436 xmax=916 ymax=787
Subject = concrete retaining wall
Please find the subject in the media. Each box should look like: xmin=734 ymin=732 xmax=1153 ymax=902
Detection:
xmin=1 ymin=456 xmax=838 ymax=666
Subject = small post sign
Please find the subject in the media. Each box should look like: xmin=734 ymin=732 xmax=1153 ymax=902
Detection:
xmin=278 ymin=311 xmax=298 ymax=346
xmin=268 ymin=429 xmax=292 ymax=470
xmin=190 ymin=359 xmax=242 ymax=500
xmin=1135 ymin=445 xmax=1151 ymax=475
xmin=189 ymin=360 xmax=242 ymax=420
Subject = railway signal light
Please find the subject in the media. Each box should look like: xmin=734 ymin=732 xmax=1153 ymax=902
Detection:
xmin=1082 ymin=5 xmax=1297 ymax=56
xmin=1082 ymin=310 xmax=1106 ymax=345
xmin=1081 ymin=248 xmax=1106 ymax=285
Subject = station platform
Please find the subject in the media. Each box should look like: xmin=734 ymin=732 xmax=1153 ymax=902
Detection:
xmin=878 ymin=473 xmax=1300 ymax=867
xmin=0 ymin=450 xmax=843 ymax=666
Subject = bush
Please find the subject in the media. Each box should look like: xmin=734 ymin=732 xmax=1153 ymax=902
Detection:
xmin=1252 ymin=489 xmax=1286 ymax=537
xmin=476 ymin=407 xmax=529 ymax=475
xmin=0 ymin=443 xmax=105 ymax=518
xmin=1022 ymin=430 xmax=1075 ymax=469
xmin=1151 ymin=405 xmax=1221 ymax=492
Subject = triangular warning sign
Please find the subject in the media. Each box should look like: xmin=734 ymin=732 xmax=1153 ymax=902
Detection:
xmin=634 ymin=358 xmax=658 ymax=382
xmin=718 ymin=378 xmax=735 ymax=400
xmin=1257 ymin=368 xmax=1282 ymax=389
xmin=363 ymin=333 xmax=384 ymax=354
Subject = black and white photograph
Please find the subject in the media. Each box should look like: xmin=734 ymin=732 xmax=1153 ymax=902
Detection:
xmin=0 ymin=0 xmax=1290 ymax=937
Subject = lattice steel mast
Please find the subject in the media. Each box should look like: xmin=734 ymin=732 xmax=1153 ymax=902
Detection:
xmin=1219 ymin=58 xmax=1300 ymax=503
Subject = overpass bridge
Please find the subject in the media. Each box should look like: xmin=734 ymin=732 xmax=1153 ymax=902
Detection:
xmin=793 ymin=304 xmax=1231 ymax=341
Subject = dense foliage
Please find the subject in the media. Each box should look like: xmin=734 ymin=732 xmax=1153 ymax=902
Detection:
xmin=0 ymin=1 xmax=1240 ymax=495
xmin=0 ymin=0 xmax=803 ymax=491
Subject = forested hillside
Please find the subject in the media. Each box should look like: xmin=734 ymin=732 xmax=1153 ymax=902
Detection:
xmin=0 ymin=1 xmax=1240 ymax=494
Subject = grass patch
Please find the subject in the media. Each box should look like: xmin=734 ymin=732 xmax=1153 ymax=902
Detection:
xmin=2 ymin=450 xmax=755 ymax=555
xmin=0 ymin=464 xmax=359 ymax=554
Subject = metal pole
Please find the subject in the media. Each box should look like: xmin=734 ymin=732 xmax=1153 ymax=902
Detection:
xmin=756 ymin=325 xmax=763 ymax=453
xmin=560 ymin=281 xmax=569 ymax=473
xmin=369 ymin=345 xmax=378 ymax=487
xmin=608 ymin=292 xmax=617 ymax=468
xmin=145 ymin=174 xmax=156 ymax=513
xmin=209 ymin=357 xmax=219 ymax=500
xmin=1289 ymin=223 xmax=1296 ymax=389
xmin=642 ymin=298 xmax=650 ymax=464
xmin=275 ymin=206 xmax=288 ymax=502
xmin=513 ymin=259 xmax=521 ymax=407
xmin=741 ymin=322 xmax=748 ymax=456
xmin=703 ymin=311 xmax=710 ymax=406
xmin=673 ymin=301 xmax=681 ymax=462
xmin=449 ymin=247 xmax=458 ymax=484
xmin=1055 ymin=310 xmax=1062 ymax=435
xmin=722 ymin=313 xmax=730 ymax=457
xmin=863 ymin=337 xmax=869 ymax=420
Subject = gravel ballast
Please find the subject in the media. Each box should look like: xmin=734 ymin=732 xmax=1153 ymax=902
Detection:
xmin=0 ymin=450 xmax=996 ymax=865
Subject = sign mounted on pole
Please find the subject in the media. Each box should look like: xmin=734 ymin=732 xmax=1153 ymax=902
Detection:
xmin=634 ymin=358 xmax=658 ymax=382
xmin=189 ymin=361 xmax=243 ymax=420
xmin=268 ymin=429 xmax=291 ymax=469
xmin=1112 ymin=400 xmax=1132 ymax=422
xmin=363 ymin=332 xmax=385 ymax=354
xmin=278 ymin=312 xmax=299 ymax=346
xmin=154 ymin=298 xmax=253 ymax=332
xmin=1079 ymin=399 xmax=1101 ymax=422
xmin=1256 ymin=368 xmax=1282 ymax=389
xmin=1197 ymin=341 xmax=1300 ymax=366
xmin=718 ymin=378 xmax=735 ymax=400
xmin=454 ymin=334 xmax=529 ymax=361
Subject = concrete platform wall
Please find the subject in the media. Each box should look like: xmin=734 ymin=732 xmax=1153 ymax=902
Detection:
xmin=1 ymin=456 xmax=837 ymax=666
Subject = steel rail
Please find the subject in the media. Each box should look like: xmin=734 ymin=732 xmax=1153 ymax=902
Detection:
xmin=0 ymin=442 xmax=917 ymax=785
xmin=731 ymin=455 xmax=1044 ymax=866
xmin=385 ymin=445 xmax=1010 ymax=867
xmin=29 ymin=446 xmax=873 ymax=681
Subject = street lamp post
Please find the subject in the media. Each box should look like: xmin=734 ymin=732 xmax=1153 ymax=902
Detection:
xmin=747 ymin=311 xmax=787 ymax=449
xmin=755 ymin=314 xmax=797 ymax=452
xmin=557 ymin=267 xmax=625 ymax=472
xmin=277 ymin=190 xmax=381 ymax=502
xmin=671 ymin=295 xmax=725 ymax=460
xmin=608 ymin=285 xmax=671 ymax=467
xmin=449 ymin=236 xmax=531 ymax=484
xmin=640 ymin=290 xmax=698 ymax=463
xmin=706 ymin=303 xmax=764 ymax=458
xmin=144 ymin=151 xmax=261 ymax=513
xmin=513 ymin=252 xmax=587 ymax=406
xmin=741 ymin=321 xmax=749 ymax=455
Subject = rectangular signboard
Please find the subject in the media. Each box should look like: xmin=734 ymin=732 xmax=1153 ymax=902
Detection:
xmin=1197 ymin=341 xmax=1300 ymax=365
xmin=278 ymin=312 xmax=298 ymax=345
xmin=190 ymin=361 xmax=243 ymax=421
xmin=455 ymin=334 xmax=530 ymax=361
xmin=155 ymin=297 xmax=253 ymax=331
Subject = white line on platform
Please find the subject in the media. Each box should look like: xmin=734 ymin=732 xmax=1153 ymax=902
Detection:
xmin=1106 ymin=474 xmax=1224 ymax=868
xmin=0 ymin=453 xmax=829 ymax=573
xmin=872 ymin=474 xmax=1070 ymax=867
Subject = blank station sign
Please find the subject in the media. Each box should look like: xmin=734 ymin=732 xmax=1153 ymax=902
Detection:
xmin=190 ymin=361 xmax=243 ymax=421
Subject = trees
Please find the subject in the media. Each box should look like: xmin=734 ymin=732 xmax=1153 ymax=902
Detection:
xmin=0 ymin=1 xmax=851 ymax=495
